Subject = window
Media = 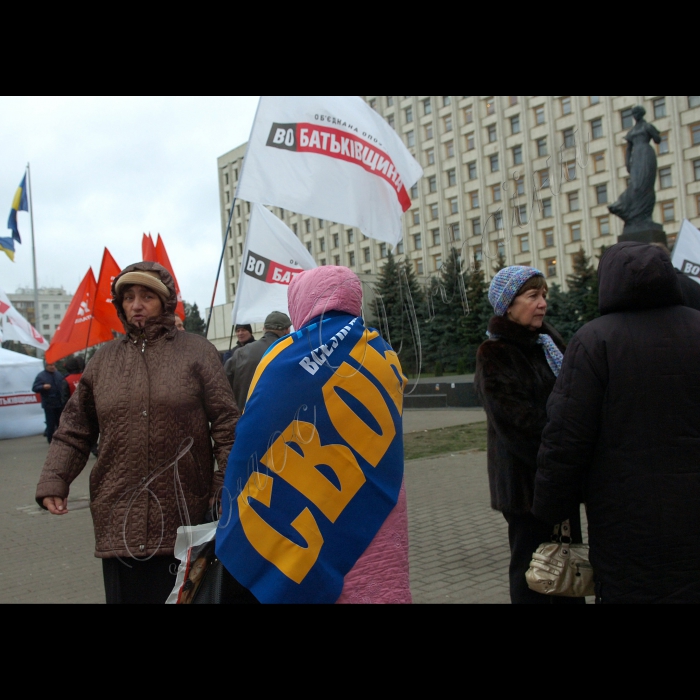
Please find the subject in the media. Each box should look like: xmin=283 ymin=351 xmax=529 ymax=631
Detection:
xmin=516 ymin=179 xmax=525 ymax=196
xmin=386 ymin=96 xmax=394 ymax=107
xmin=694 ymin=159 xmax=700 ymax=181
xmin=432 ymin=229 xmax=441 ymax=246
xmin=562 ymin=96 xmax=572 ymax=115
xmin=492 ymin=185 xmax=502 ymax=203
xmin=689 ymin=96 xmax=700 ymax=108
xmin=363 ymin=248 xmax=371 ymax=263
xmin=444 ymin=116 xmax=453 ymax=132
xmin=472 ymin=219 xmax=482 ymax=236
xmin=566 ymin=162 xmax=577 ymax=180
xmin=348 ymin=252 xmax=355 ymax=267
xmin=449 ymin=198 xmax=459 ymax=215
xmin=568 ymin=191 xmax=580 ymax=212
xmin=320 ymin=259 xmax=326 ymax=266
xmin=428 ymin=175 xmax=437 ymax=193
xmin=369 ymin=99 xmax=376 ymax=110
xmin=537 ymin=137 xmax=548 ymax=157
xmin=474 ymin=245 xmax=483 ymax=263
xmin=447 ymin=169 xmax=457 ymax=187
xmin=414 ymin=233 xmax=422 ymax=250
xmin=590 ymin=96 xmax=600 ymax=105
xmin=423 ymin=98 xmax=432 ymax=115
xmin=535 ymin=106 xmax=545 ymax=125
xmin=659 ymin=167 xmax=673 ymax=189
xmin=333 ymin=233 xmax=339 ymax=248
xmin=490 ymin=154 xmax=500 ymax=172
xmin=658 ymin=132 xmax=670 ymax=154
xmin=412 ymin=211 xmax=420 ymax=225
xmin=319 ymin=238 xmax=326 ymax=252
xmin=443 ymin=96 xmax=451 ymax=107
xmin=433 ymin=255 xmax=443 ymax=271
xmin=468 ymin=162 xmax=477 ymax=179
xmin=466 ymin=134 xmax=475 ymax=150
xmin=486 ymin=100 xmax=495 ymax=116
xmin=470 ymin=191 xmax=479 ymax=208
xmin=596 ymin=184 xmax=608 ymax=205
xmin=416 ymin=260 xmax=424 ymax=275
xmin=562 ymin=127 xmax=575 ymax=149
xmin=513 ymin=145 xmax=523 ymax=165
xmin=509 ymin=96 xmax=519 ymax=106
xmin=571 ymin=223 xmax=582 ymax=242
xmin=306 ymin=242 xmax=312 ymax=254
xmin=380 ymin=243 xmax=387 ymax=258
xmin=465 ymin=107 xmax=473 ymax=124
xmin=545 ymin=257 xmax=557 ymax=278
xmin=445 ymin=141 xmax=455 ymax=158
xmin=593 ymin=152 xmax=606 ymax=173
xmin=406 ymin=130 xmax=415 ymax=147
xmin=542 ymin=198 xmax=553 ymax=217
xmin=598 ymin=216 xmax=610 ymax=236
xmin=692 ymin=123 xmax=700 ymax=146
xmin=318 ymin=219 xmax=324 ymax=227
xmin=411 ymin=184 xmax=419 ymax=199
xmin=431 ymin=203 xmax=439 ymax=220
xmin=347 ymin=229 xmax=354 ymax=244
xmin=305 ymin=219 xmax=311 ymax=233
xmin=543 ymin=229 xmax=554 ymax=248
xmin=495 ymin=211 xmax=504 ymax=231
xmin=451 ymin=223 xmax=461 ymax=240
xmin=621 ymin=108 xmax=635 ymax=129
xmin=488 ymin=124 xmax=497 ymax=142
xmin=591 ymin=118 xmax=603 ymax=139
xmin=405 ymin=107 xmax=413 ymax=123
xmin=517 ymin=205 xmax=528 ymax=224
xmin=397 ymin=242 xmax=404 ymax=255
xmin=425 ymin=124 xmax=433 ymax=140
xmin=511 ymin=115 xmax=521 ymax=134
xmin=388 ymin=115 xmax=395 ymax=128
xmin=520 ymin=235 xmax=530 ymax=253
xmin=697 ymin=193 xmax=700 ymax=216
xmin=662 ymin=200 xmax=675 ymax=223
xmin=654 ymin=97 xmax=666 ymax=119
xmin=334 ymin=255 xmax=340 ymax=266
xmin=426 ymin=149 xmax=435 ymax=165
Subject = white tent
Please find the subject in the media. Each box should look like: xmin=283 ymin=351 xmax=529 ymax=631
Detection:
xmin=0 ymin=348 xmax=45 ymax=440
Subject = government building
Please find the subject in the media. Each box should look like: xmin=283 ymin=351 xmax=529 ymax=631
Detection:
xmin=215 ymin=96 xmax=700 ymax=318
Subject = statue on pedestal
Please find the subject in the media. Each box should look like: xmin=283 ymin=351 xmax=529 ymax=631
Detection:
xmin=608 ymin=105 xmax=667 ymax=244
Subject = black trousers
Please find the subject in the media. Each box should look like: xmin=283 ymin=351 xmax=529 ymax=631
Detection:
xmin=102 ymin=555 xmax=178 ymax=605
xmin=503 ymin=511 xmax=586 ymax=605
xmin=44 ymin=407 xmax=63 ymax=444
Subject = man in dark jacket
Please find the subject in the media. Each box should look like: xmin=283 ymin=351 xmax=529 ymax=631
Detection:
xmin=534 ymin=242 xmax=700 ymax=604
xmin=223 ymin=324 xmax=256 ymax=389
xmin=230 ymin=312 xmax=291 ymax=410
xmin=32 ymin=362 xmax=66 ymax=444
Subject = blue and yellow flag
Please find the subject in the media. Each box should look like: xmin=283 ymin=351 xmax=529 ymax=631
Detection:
xmin=216 ymin=311 xmax=406 ymax=604
xmin=0 ymin=236 xmax=15 ymax=261
xmin=7 ymin=174 xmax=28 ymax=245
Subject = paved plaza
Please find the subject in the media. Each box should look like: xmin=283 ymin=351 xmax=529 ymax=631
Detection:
xmin=0 ymin=408 xmax=516 ymax=604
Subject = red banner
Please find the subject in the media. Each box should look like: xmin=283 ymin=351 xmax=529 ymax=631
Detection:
xmin=93 ymin=248 xmax=123 ymax=334
xmin=45 ymin=268 xmax=115 ymax=363
xmin=154 ymin=235 xmax=185 ymax=320
xmin=142 ymin=233 xmax=157 ymax=262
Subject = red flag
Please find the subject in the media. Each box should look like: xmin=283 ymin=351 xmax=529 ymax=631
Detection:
xmin=142 ymin=233 xmax=157 ymax=262
xmin=93 ymin=248 xmax=123 ymax=334
xmin=45 ymin=269 xmax=115 ymax=363
xmin=154 ymin=235 xmax=185 ymax=320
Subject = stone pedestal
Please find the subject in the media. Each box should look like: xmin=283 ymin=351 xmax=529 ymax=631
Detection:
xmin=618 ymin=221 xmax=668 ymax=247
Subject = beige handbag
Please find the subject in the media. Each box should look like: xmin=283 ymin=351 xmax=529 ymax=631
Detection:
xmin=525 ymin=520 xmax=595 ymax=598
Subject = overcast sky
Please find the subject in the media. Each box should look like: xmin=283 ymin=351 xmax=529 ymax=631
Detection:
xmin=0 ymin=96 xmax=260 ymax=310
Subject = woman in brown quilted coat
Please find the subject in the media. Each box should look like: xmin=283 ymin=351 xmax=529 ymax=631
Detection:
xmin=36 ymin=262 xmax=239 ymax=604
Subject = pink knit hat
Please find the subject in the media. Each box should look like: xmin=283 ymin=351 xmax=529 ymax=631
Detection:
xmin=288 ymin=266 xmax=363 ymax=329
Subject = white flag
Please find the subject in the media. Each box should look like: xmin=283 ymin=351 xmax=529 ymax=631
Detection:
xmin=671 ymin=220 xmax=700 ymax=285
xmin=236 ymin=96 xmax=423 ymax=247
xmin=232 ymin=204 xmax=317 ymax=326
xmin=0 ymin=286 xmax=50 ymax=351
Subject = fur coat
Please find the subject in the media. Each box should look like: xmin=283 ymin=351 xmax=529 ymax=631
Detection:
xmin=474 ymin=316 xmax=565 ymax=514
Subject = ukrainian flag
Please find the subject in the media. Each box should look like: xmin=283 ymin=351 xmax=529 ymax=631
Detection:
xmin=7 ymin=174 xmax=28 ymax=245
xmin=0 ymin=236 xmax=15 ymax=261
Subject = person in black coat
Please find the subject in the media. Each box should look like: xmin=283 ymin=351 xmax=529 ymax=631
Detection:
xmin=32 ymin=362 xmax=67 ymax=444
xmin=534 ymin=242 xmax=700 ymax=603
xmin=475 ymin=266 xmax=584 ymax=605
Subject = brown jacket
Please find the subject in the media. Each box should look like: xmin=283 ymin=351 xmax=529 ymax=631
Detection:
xmin=36 ymin=262 xmax=239 ymax=559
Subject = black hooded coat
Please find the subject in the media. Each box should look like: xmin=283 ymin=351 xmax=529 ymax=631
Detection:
xmin=533 ymin=242 xmax=700 ymax=603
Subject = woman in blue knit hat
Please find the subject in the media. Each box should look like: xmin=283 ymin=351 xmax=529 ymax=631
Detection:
xmin=475 ymin=266 xmax=584 ymax=605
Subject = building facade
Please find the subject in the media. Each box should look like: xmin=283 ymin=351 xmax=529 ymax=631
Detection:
xmin=8 ymin=287 xmax=73 ymax=342
xmin=217 ymin=96 xmax=700 ymax=306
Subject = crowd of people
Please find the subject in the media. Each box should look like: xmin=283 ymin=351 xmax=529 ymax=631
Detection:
xmin=29 ymin=240 xmax=700 ymax=604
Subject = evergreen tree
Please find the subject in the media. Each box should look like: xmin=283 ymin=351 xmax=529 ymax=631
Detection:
xmin=492 ymin=251 xmax=508 ymax=274
xmin=566 ymin=248 xmax=600 ymax=329
xmin=184 ymin=302 xmax=206 ymax=336
xmin=460 ymin=262 xmax=493 ymax=373
xmin=371 ymin=251 xmax=424 ymax=375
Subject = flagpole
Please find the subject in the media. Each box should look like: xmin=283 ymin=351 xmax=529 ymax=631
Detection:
xmin=26 ymin=164 xmax=41 ymax=352
xmin=204 ymin=197 xmax=237 ymax=337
